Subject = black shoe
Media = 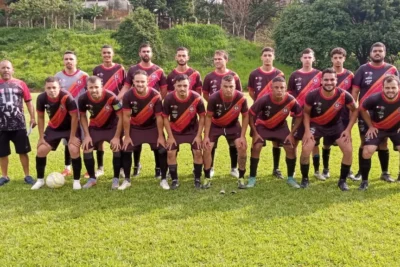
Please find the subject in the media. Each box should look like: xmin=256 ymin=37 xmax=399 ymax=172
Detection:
xmin=380 ymin=172 xmax=394 ymax=183
xmin=154 ymin=168 xmax=161 ymax=179
xmin=338 ymin=179 xmax=349 ymax=191
xmin=0 ymin=176 xmax=10 ymax=186
xmin=396 ymin=174 xmax=400 ymax=183
xmin=194 ymin=179 xmax=201 ymax=189
xmin=300 ymin=178 xmax=309 ymax=188
xmin=358 ymin=180 xmax=368 ymax=191
xmin=24 ymin=175 xmax=35 ymax=185
xmin=171 ymin=180 xmax=179 ymax=190
xmin=272 ymin=169 xmax=284 ymax=179
xmin=354 ymin=172 xmax=362 ymax=181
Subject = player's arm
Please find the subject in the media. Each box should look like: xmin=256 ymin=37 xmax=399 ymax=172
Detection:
xmin=163 ymin=114 xmax=176 ymax=150
xmin=249 ymin=89 xmax=255 ymax=101
xmin=291 ymin=115 xmax=303 ymax=134
xmin=114 ymin=112 xmax=123 ymax=139
xmin=36 ymin=111 xmax=46 ymax=145
xmin=302 ymin=104 xmax=314 ymax=145
xmin=203 ymin=92 xmax=210 ymax=102
xmin=346 ymin=102 xmax=358 ymax=131
xmin=241 ymin=112 xmax=249 ymax=138
xmin=351 ymin=85 xmax=360 ymax=103
xmin=122 ymin=109 xmax=131 ymax=138
xmin=117 ymin=84 xmax=130 ymax=101
xmin=69 ymin=111 xmax=80 ymax=147
xmin=156 ymin=115 xmax=166 ymax=148
xmin=25 ymin=100 xmax=36 ymax=128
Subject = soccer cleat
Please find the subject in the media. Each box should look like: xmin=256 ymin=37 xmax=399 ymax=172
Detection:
xmin=287 ymin=178 xmax=301 ymax=189
xmin=358 ymin=180 xmax=368 ymax=191
xmin=210 ymin=167 xmax=215 ymax=178
xmin=73 ymin=180 xmax=81 ymax=190
xmin=154 ymin=168 xmax=161 ymax=179
xmin=61 ymin=168 xmax=72 ymax=177
xmin=83 ymin=178 xmax=97 ymax=189
xmin=31 ymin=179 xmax=45 ymax=190
xmin=219 ymin=189 xmax=225 ymax=194
xmin=272 ymin=169 xmax=284 ymax=179
xmin=160 ymin=179 xmax=170 ymax=190
xmin=246 ymin=177 xmax=256 ymax=188
xmin=111 ymin=178 xmax=119 ymax=190
xmin=338 ymin=179 xmax=349 ymax=191
xmin=202 ymin=178 xmax=212 ymax=189
xmin=0 ymin=177 xmax=10 ymax=186
xmin=95 ymin=169 xmax=104 ymax=178
xmin=119 ymin=168 xmax=125 ymax=179
xmin=194 ymin=179 xmax=201 ymax=189
xmin=238 ymin=178 xmax=246 ymax=189
xmin=380 ymin=172 xmax=394 ymax=183
xmin=133 ymin=163 xmax=142 ymax=177
xmin=314 ymin=171 xmax=326 ymax=181
xmin=347 ymin=170 xmax=356 ymax=180
xmin=322 ymin=168 xmax=330 ymax=179
xmin=300 ymin=178 xmax=309 ymax=188
xmin=170 ymin=180 xmax=179 ymax=190
xmin=354 ymin=172 xmax=362 ymax=181
xmin=118 ymin=180 xmax=131 ymax=190
xmin=230 ymin=168 xmax=239 ymax=178
xmin=24 ymin=175 xmax=35 ymax=185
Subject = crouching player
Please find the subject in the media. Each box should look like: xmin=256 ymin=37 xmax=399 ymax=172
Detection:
xmin=202 ymin=75 xmax=249 ymax=189
xmin=79 ymin=76 xmax=123 ymax=189
xmin=31 ymin=77 xmax=82 ymax=190
xmin=248 ymin=76 xmax=303 ymax=188
xmin=162 ymin=74 xmax=206 ymax=190
xmin=358 ymin=75 xmax=400 ymax=190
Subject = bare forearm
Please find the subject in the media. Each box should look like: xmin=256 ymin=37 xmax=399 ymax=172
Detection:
xmin=292 ymin=116 xmax=303 ymax=133
xmin=70 ymin=114 xmax=78 ymax=137
xmin=249 ymin=114 xmax=257 ymax=134
xmin=204 ymin=116 xmax=211 ymax=138
xmin=26 ymin=101 xmax=35 ymax=120
xmin=117 ymin=85 xmax=130 ymax=101
xmin=80 ymin=116 xmax=90 ymax=136
xmin=347 ymin=109 xmax=358 ymax=131
xmin=38 ymin=116 xmax=45 ymax=139
xmin=114 ymin=113 xmax=123 ymax=138
xmin=163 ymin=117 xmax=173 ymax=137
xmin=241 ymin=114 xmax=249 ymax=138
xmin=123 ymin=112 xmax=131 ymax=137
xmin=360 ymin=109 xmax=373 ymax=128
xmin=156 ymin=116 xmax=164 ymax=137
xmin=303 ymin=113 xmax=311 ymax=132
xmin=197 ymin=116 xmax=205 ymax=137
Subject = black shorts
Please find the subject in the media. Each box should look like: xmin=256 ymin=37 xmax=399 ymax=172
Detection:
xmin=209 ymin=123 xmax=241 ymax=145
xmin=89 ymin=127 xmax=120 ymax=149
xmin=0 ymin=129 xmax=31 ymax=157
xmin=254 ymin=124 xmax=290 ymax=146
xmin=311 ymin=122 xmax=345 ymax=147
xmin=364 ymin=130 xmax=400 ymax=147
xmin=169 ymin=131 xmax=200 ymax=151
xmin=125 ymin=127 xmax=160 ymax=152
xmin=358 ymin=117 xmax=368 ymax=135
xmin=292 ymin=118 xmax=320 ymax=146
xmin=44 ymin=127 xmax=81 ymax=151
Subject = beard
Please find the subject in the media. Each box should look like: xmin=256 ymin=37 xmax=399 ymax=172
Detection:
xmin=141 ymin=56 xmax=150 ymax=63
xmin=371 ymin=56 xmax=384 ymax=63
xmin=177 ymin=60 xmax=187 ymax=66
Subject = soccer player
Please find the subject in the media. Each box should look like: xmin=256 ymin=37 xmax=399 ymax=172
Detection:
xmin=202 ymin=75 xmax=248 ymax=189
xmin=321 ymin=47 xmax=356 ymax=180
xmin=359 ymin=75 xmax=400 ymax=190
xmin=0 ymin=60 xmax=35 ymax=186
xmin=247 ymin=47 xmax=286 ymax=179
xmin=352 ymin=42 xmax=399 ymax=182
xmin=203 ymin=50 xmax=242 ymax=178
xmin=300 ymin=68 xmax=358 ymax=191
xmin=248 ymin=76 xmax=303 ymax=188
xmin=166 ymin=47 xmax=202 ymax=95
xmin=31 ymin=77 xmax=82 ymax=190
xmin=55 ymin=51 xmax=88 ymax=177
xmin=79 ymin=76 xmax=123 ymax=189
xmin=118 ymin=43 xmax=167 ymax=179
xmin=288 ymin=48 xmax=323 ymax=180
xmin=121 ymin=70 xmax=168 ymax=190
xmin=163 ymin=74 xmax=206 ymax=189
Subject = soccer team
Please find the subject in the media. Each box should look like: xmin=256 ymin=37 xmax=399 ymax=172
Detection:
xmin=0 ymin=41 xmax=399 ymax=191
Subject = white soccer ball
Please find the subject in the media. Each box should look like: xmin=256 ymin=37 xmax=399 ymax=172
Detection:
xmin=46 ymin=172 xmax=65 ymax=189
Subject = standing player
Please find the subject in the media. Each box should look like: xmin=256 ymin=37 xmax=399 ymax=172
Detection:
xmin=248 ymin=47 xmax=285 ymax=179
xmin=55 ymin=51 xmax=88 ymax=177
xmin=203 ymin=50 xmax=242 ymax=178
xmin=121 ymin=70 xmax=168 ymax=190
xmin=79 ymin=76 xmax=123 ymax=189
xmin=202 ymin=75 xmax=248 ymax=189
xmin=300 ymin=68 xmax=358 ymax=190
xmin=288 ymin=48 xmax=323 ymax=180
xmin=118 ymin=43 xmax=167 ymax=179
xmin=248 ymin=76 xmax=303 ymax=188
xmin=321 ymin=47 xmax=356 ymax=180
xmin=166 ymin=47 xmax=202 ymax=95
xmin=0 ymin=60 xmax=35 ymax=186
xmin=163 ymin=74 xmax=206 ymax=189
xmin=359 ymin=75 xmax=400 ymax=190
xmin=31 ymin=77 xmax=82 ymax=190
xmin=352 ymin=42 xmax=399 ymax=182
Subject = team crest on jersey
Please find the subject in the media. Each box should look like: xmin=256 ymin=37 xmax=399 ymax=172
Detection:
xmin=313 ymin=78 xmax=319 ymax=84
xmin=149 ymin=103 xmax=154 ymax=109
xmin=334 ymin=102 xmax=342 ymax=109
xmin=114 ymin=74 xmax=119 ymax=79
xmin=234 ymin=105 xmax=239 ymax=111
xmin=283 ymin=108 xmax=289 ymax=114
xmin=189 ymin=106 xmax=195 ymax=113
xmin=314 ymin=102 xmax=322 ymax=114
xmin=105 ymin=105 xmax=111 ymax=112
xmin=344 ymin=79 xmax=349 ymax=85
xmin=77 ymin=80 xmax=82 ymax=85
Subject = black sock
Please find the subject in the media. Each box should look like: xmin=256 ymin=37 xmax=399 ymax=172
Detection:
xmin=286 ymin=157 xmax=296 ymax=177
xmin=229 ymin=146 xmax=238 ymax=168
xmin=339 ymin=163 xmax=351 ymax=181
xmin=194 ymin=163 xmax=202 ymax=180
xmin=83 ymin=152 xmax=96 ymax=179
xmin=133 ymin=145 xmax=142 ymax=167
xmin=250 ymin=157 xmax=259 ymax=177
xmin=358 ymin=147 xmax=363 ymax=173
xmin=239 ymin=169 xmax=245 ymax=178
xmin=64 ymin=147 xmax=71 ymax=166
xmin=158 ymin=149 xmax=168 ymax=179
xmin=360 ymin=156 xmax=371 ymax=181
xmin=313 ymin=154 xmax=320 ymax=173
xmin=122 ymin=152 xmax=132 ymax=181
xmin=169 ymin=164 xmax=178 ymax=180
xmin=211 ymin=147 xmax=216 ymax=168
xmin=112 ymin=152 xmax=121 ymax=178
xmin=378 ymin=149 xmax=389 ymax=173
xmin=272 ymin=147 xmax=281 ymax=170
xmin=300 ymin=163 xmax=309 ymax=179
xmin=322 ymin=148 xmax=330 ymax=170
xmin=71 ymin=157 xmax=82 ymax=180
xmin=36 ymin=156 xmax=47 ymax=178
xmin=204 ymin=168 xmax=211 ymax=178
xmin=153 ymin=149 xmax=160 ymax=169
xmin=96 ymin=150 xmax=104 ymax=169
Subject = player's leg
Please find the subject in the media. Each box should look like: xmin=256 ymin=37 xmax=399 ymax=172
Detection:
xmin=156 ymin=146 xmax=168 ymax=185
xmin=68 ymin=141 xmax=82 ymax=190
xmin=312 ymin=143 xmax=324 ymax=180
xmin=234 ymin=138 xmax=247 ymax=189
xmin=299 ymin=138 xmax=316 ymax=188
xmin=358 ymin=144 xmax=378 ymax=190
xmin=322 ymin=144 xmax=331 ymax=179
xmin=202 ymin=142 xmax=215 ymax=189
xmin=247 ymin=141 xmax=263 ymax=188
xmin=153 ymin=148 xmax=161 ymax=179
xmin=271 ymin=141 xmax=283 ymax=179
xmin=163 ymin=149 xmax=178 ymax=190
xmin=31 ymin=142 xmax=53 ymax=190
xmin=96 ymin=141 xmax=105 ymax=176
xmin=82 ymin=147 xmax=97 ymax=189
xmin=284 ymin=144 xmax=300 ymax=188
xmin=119 ymin=150 xmax=133 ymax=190
xmin=229 ymin=144 xmax=239 ymax=178
xmin=132 ymin=145 xmax=142 ymax=177
xmin=210 ymin=140 xmax=218 ymax=178
xmin=335 ymin=137 xmax=353 ymax=191
xmin=62 ymin=144 xmax=72 ymax=176
xmin=11 ymin=129 xmax=33 ymax=184
xmin=192 ymin=147 xmax=203 ymax=189
xmin=378 ymin=138 xmax=393 ymax=182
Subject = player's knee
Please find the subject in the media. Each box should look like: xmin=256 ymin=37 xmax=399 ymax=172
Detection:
xmin=158 ymin=147 xmax=167 ymax=155
xmin=362 ymin=146 xmax=375 ymax=159
xmin=284 ymin=146 xmax=295 ymax=157
xmin=37 ymin=145 xmax=50 ymax=157
xmin=68 ymin=145 xmax=80 ymax=158
xmin=193 ymin=149 xmax=202 ymax=159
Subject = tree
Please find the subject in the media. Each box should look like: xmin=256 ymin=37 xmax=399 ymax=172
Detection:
xmin=166 ymin=0 xmax=194 ymax=22
xmin=129 ymin=0 xmax=167 ymax=13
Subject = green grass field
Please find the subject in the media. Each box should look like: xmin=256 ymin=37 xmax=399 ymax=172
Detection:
xmin=1 ymin=93 xmax=400 ymax=266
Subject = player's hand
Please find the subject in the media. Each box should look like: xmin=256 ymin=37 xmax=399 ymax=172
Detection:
xmin=252 ymin=132 xmax=264 ymax=147
xmin=340 ymin=129 xmax=352 ymax=143
xmin=397 ymin=128 xmax=400 ymax=134
xmin=122 ymin=136 xmax=133 ymax=151
xmin=366 ymin=126 xmax=378 ymax=139
xmin=69 ymin=136 xmax=81 ymax=148
xmin=166 ymin=135 xmax=177 ymax=150
xmin=202 ymin=137 xmax=211 ymax=150
xmin=237 ymin=136 xmax=247 ymax=150
xmin=284 ymin=133 xmax=295 ymax=148
xmin=82 ymin=136 xmax=93 ymax=151
xmin=110 ymin=137 xmax=121 ymax=152
xmin=192 ymin=135 xmax=202 ymax=150
xmin=30 ymin=118 xmax=37 ymax=129
xmin=302 ymin=131 xmax=314 ymax=147
xmin=157 ymin=135 xmax=166 ymax=148
xmin=37 ymin=138 xmax=51 ymax=149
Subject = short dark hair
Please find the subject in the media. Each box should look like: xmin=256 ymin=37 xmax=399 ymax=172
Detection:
xmin=222 ymin=74 xmax=234 ymax=83
xmin=215 ymin=50 xmax=228 ymax=60
xmin=87 ymin=76 xmax=102 ymax=84
xmin=370 ymin=42 xmax=386 ymax=52
xmin=133 ymin=70 xmax=148 ymax=78
xmin=330 ymin=47 xmax=347 ymax=57
xmin=44 ymin=76 xmax=60 ymax=85
xmin=322 ymin=68 xmax=337 ymax=78
xmin=301 ymin=48 xmax=314 ymax=56
xmin=272 ymin=76 xmax=285 ymax=83
xmin=176 ymin=47 xmax=189 ymax=53
xmin=139 ymin=43 xmax=151 ymax=51
xmin=64 ymin=50 xmax=76 ymax=56
xmin=174 ymin=74 xmax=188 ymax=84
xmin=102 ymin=45 xmax=113 ymax=50
xmin=383 ymin=75 xmax=400 ymax=86
xmin=261 ymin=47 xmax=275 ymax=55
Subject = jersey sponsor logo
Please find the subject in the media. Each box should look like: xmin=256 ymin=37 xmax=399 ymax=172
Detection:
xmin=171 ymin=105 xmax=178 ymax=119
xmin=310 ymin=127 xmax=316 ymax=134
xmin=314 ymin=102 xmax=323 ymax=114
xmin=264 ymin=106 xmax=272 ymax=117
xmin=131 ymin=101 xmax=138 ymax=114
xmin=376 ymin=105 xmax=385 ymax=119
xmin=86 ymin=104 xmax=94 ymax=116
xmin=295 ymin=77 xmax=302 ymax=91
xmin=216 ymin=104 xmax=223 ymax=116
xmin=364 ymin=71 xmax=373 ymax=85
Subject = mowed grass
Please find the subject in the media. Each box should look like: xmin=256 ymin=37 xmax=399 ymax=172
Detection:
xmin=1 ymin=93 xmax=400 ymax=266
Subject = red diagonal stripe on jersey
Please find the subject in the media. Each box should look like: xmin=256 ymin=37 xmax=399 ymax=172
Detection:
xmin=68 ymin=76 xmax=87 ymax=98
xmin=103 ymin=68 xmax=124 ymax=92
xmin=310 ymin=92 xmax=346 ymax=125
xmin=257 ymin=72 xmax=284 ymax=99
xmin=89 ymin=97 xmax=116 ymax=128
xmin=148 ymin=69 xmax=164 ymax=88
xmin=360 ymin=66 xmax=397 ymax=104
xmin=130 ymin=95 xmax=160 ymax=126
xmin=296 ymin=72 xmax=322 ymax=107
xmin=170 ymin=97 xmax=201 ymax=133
xmin=188 ymin=71 xmax=199 ymax=91
xmin=372 ymin=109 xmax=400 ymax=130
xmin=256 ymin=98 xmax=296 ymax=129
xmin=337 ymin=73 xmax=353 ymax=89
xmin=48 ymin=95 xmax=69 ymax=129
xmin=212 ymin=97 xmax=246 ymax=127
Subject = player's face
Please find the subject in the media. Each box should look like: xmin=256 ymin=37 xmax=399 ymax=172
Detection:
xmin=370 ymin=46 xmax=385 ymax=63
xmin=383 ymin=80 xmax=399 ymax=100
xmin=331 ymin=54 xmax=345 ymax=68
xmin=45 ymin=81 xmax=60 ymax=99
xmin=63 ymin=54 xmax=77 ymax=70
xmin=87 ymin=80 xmax=103 ymax=100
xmin=139 ymin=47 xmax=152 ymax=63
xmin=133 ymin=74 xmax=148 ymax=94
xmin=321 ymin=73 xmax=337 ymax=92
xmin=175 ymin=51 xmax=189 ymax=66
xmin=102 ymin=48 xmax=114 ymax=63
xmin=261 ymin=52 xmax=274 ymax=66
xmin=300 ymin=53 xmax=314 ymax=68
xmin=174 ymin=79 xmax=189 ymax=98
xmin=272 ymin=81 xmax=286 ymax=99
xmin=213 ymin=54 xmax=227 ymax=70
xmin=0 ymin=61 xmax=14 ymax=80
xmin=221 ymin=80 xmax=235 ymax=98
